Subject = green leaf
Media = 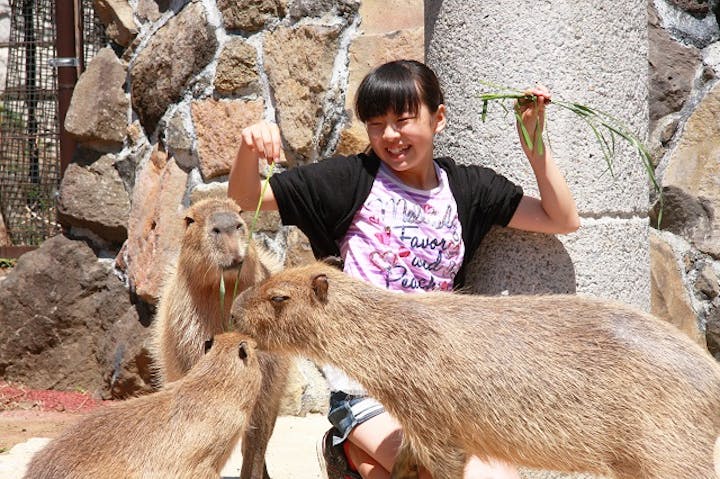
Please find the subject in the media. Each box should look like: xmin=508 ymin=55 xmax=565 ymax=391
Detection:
xmin=514 ymin=110 xmax=533 ymax=151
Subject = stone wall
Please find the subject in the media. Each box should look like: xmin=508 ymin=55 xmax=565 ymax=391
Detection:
xmin=648 ymin=0 xmax=720 ymax=352
xmin=0 ymin=0 xmax=425 ymax=414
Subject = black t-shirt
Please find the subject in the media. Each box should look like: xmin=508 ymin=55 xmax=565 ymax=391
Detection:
xmin=269 ymin=151 xmax=523 ymax=289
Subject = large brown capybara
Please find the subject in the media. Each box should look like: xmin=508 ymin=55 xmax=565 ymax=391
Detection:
xmin=232 ymin=261 xmax=720 ymax=479
xmin=152 ymin=197 xmax=289 ymax=479
xmin=24 ymin=332 xmax=262 ymax=479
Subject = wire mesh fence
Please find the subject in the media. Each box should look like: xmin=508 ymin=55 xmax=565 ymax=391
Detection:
xmin=0 ymin=0 xmax=107 ymax=248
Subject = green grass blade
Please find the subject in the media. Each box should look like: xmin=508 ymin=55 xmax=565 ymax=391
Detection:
xmin=219 ymin=273 xmax=226 ymax=331
xmin=514 ymin=110 xmax=534 ymax=151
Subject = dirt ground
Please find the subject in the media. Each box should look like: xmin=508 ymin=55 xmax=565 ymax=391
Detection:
xmin=0 ymin=381 xmax=328 ymax=478
xmin=0 ymin=381 xmax=105 ymax=453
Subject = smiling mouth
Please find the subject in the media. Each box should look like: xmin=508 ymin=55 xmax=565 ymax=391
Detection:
xmin=387 ymin=145 xmax=410 ymax=156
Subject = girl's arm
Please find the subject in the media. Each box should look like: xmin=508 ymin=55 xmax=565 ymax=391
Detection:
xmin=228 ymin=121 xmax=281 ymax=211
xmin=507 ymin=86 xmax=580 ymax=235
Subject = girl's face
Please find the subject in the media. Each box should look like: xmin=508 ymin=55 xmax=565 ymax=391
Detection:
xmin=365 ymin=103 xmax=446 ymax=176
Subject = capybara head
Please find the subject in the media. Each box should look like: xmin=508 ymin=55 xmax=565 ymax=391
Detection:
xmin=181 ymin=198 xmax=250 ymax=272
xmin=231 ymin=263 xmax=340 ymax=352
xmin=190 ymin=331 xmax=260 ymax=385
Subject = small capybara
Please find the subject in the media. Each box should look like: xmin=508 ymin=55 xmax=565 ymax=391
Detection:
xmin=23 ymin=332 xmax=262 ymax=479
xmin=232 ymin=261 xmax=720 ymax=479
xmin=151 ymin=197 xmax=289 ymax=479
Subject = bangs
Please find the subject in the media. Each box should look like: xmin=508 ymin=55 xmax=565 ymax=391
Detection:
xmin=355 ymin=68 xmax=421 ymax=122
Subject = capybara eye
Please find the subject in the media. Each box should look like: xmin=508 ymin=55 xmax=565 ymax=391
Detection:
xmin=184 ymin=216 xmax=195 ymax=226
xmin=271 ymin=295 xmax=289 ymax=303
xmin=236 ymin=223 xmax=244 ymax=231
xmin=238 ymin=341 xmax=249 ymax=360
xmin=211 ymin=227 xmax=221 ymax=235
xmin=204 ymin=338 xmax=214 ymax=353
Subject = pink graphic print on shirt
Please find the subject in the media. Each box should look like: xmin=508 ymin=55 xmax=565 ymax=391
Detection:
xmin=340 ymin=163 xmax=465 ymax=293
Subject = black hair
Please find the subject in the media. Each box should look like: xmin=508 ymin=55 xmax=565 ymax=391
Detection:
xmin=354 ymin=60 xmax=444 ymax=123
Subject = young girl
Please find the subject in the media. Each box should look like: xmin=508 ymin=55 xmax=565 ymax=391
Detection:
xmin=228 ymin=60 xmax=579 ymax=479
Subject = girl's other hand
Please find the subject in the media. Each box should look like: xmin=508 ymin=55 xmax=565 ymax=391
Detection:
xmin=240 ymin=121 xmax=282 ymax=164
xmin=515 ymin=85 xmax=551 ymax=157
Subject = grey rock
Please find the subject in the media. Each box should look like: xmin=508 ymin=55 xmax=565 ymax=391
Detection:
xmin=130 ymin=2 xmax=217 ymax=134
xmin=57 ymin=154 xmax=131 ymax=244
xmin=0 ymin=235 xmax=145 ymax=397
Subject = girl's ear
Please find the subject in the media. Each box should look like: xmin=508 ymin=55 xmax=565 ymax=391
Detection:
xmin=433 ymin=104 xmax=447 ymax=135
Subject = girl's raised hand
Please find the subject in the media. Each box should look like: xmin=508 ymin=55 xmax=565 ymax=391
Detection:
xmin=240 ymin=120 xmax=282 ymax=164
xmin=515 ymin=85 xmax=552 ymax=158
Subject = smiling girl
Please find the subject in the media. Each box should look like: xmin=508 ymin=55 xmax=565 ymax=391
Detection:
xmin=228 ymin=59 xmax=579 ymax=479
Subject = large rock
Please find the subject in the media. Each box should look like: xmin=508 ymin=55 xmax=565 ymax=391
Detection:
xmin=120 ymin=146 xmax=188 ymax=302
xmin=648 ymin=2 xmax=702 ymax=128
xmin=213 ymin=37 xmax=260 ymax=96
xmin=57 ymin=153 xmax=131 ymax=244
xmin=130 ymin=2 xmax=217 ymax=134
xmin=650 ymin=231 xmax=704 ymax=344
xmin=93 ymin=0 xmax=138 ymax=47
xmin=658 ymin=82 xmax=720 ymax=258
xmin=191 ymin=98 xmax=264 ymax=179
xmin=264 ymin=24 xmax=342 ymax=164
xmin=163 ymin=105 xmax=195 ymax=170
xmin=65 ymin=47 xmax=129 ymax=151
xmin=217 ymin=0 xmax=286 ymax=33
xmin=668 ymin=0 xmax=712 ymax=17
xmin=0 ymin=235 xmax=149 ymax=397
xmin=288 ymin=0 xmax=359 ymax=20
xmin=97 ymin=305 xmax=155 ymax=399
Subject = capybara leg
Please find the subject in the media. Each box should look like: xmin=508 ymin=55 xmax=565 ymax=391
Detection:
xmin=390 ymin=442 xmax=419 ymax=479
xmin=239 ymin=353 xmax=289 ymax=479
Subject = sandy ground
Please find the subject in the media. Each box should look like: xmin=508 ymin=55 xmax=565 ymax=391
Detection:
xmin=0 ymin=409 xmax=330 ymax=479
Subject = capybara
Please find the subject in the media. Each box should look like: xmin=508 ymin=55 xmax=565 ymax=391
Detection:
xmin=232 ymin=261 xmax=720 ymax=479
xmin=152 ymin=197 xmax=289 ymax=479
xmin=24 ymin=332 xmax=262 ymax=479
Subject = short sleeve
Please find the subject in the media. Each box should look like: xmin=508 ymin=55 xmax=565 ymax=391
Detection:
xmin=268 ymin=154 xmax=378 ymax=258
xmin=473 ymin=167 xmax=524 ymax=227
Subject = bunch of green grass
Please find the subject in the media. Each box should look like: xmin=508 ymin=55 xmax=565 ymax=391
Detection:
xmin=478 ymin=81 xmax=663 ymax=225
xmin=219 ymin=162 xmax=276 ymax=332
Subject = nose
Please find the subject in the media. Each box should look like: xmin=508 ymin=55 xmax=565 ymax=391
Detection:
xmin=382 ymin=123 xmax=401 ymax=141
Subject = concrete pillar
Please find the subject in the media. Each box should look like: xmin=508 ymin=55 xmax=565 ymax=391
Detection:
xmin=426 ymin=0 xmax=650 ymax=310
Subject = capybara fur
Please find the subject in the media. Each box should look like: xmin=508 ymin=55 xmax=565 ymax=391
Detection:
xmin=152 ymin=197 xmax=289 ymax=479
xmin=232 ymin=261 xmax=720 ymax=479
xmin=24 ymin=332 xmax=262 ymax=479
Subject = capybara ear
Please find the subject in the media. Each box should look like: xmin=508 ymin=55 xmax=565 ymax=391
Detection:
xmin=238 ymin=341 xmax=249 ymax=361
xmin=322 ymin=256 xmax=344 ymax=270
xmin=204 ymin=338 xmax=214 ymax=354
xmin=312 ymin=274 xmax=329 ymax=303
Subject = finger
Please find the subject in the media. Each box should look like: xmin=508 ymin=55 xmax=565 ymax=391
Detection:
xmin=252 ymin=126 xmax=267 ymax=160
xmin=241 ymin=127 xmax=258 ymax=152
xmin=532 ymin=84 xmax=552 ymax=104
xmin=267 ymin=123 xmax=281 ymax=163
xmin=259 ymin=124 xmax=275 ymax=162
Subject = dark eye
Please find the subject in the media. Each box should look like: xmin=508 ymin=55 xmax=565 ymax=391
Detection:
xmin=184 ymin=216 xmax=195 ymax=226
xmin=204 ymin=338 xmax=214 ymax=353
xmin=271 ymin=296 xmax=289 ymax=304
xmin=211 ymin=227 xmax=220 ymax=235
xmin=236 ymin=223 xmax=244 ymax=231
